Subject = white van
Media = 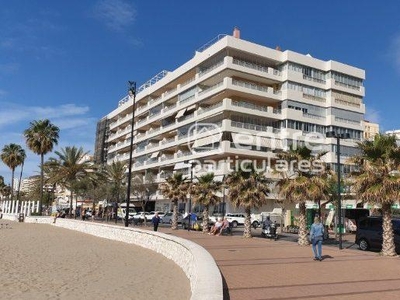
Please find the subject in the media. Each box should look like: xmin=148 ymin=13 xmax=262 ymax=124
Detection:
xmin=117 ymin=203 xmax=136 ymax=220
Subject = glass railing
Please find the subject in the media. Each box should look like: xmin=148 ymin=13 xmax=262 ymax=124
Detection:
xmin=232 ymin=100 xmax=281 ymax=114
xmin=232 ymin=58 xmax=281 ymax=76
xmin=179 ymin=94 xmax=195 ymax=104
xmin=231 ymin=121 xmax=280 ymax=133
xmin=163 ymin=103 xmax=177 ymax=112
xmin=199 ymin=60 xmax=224 ymax=77
xmin=198 ymin=81 xmax=223 ymax=96
xmin=232 ymin=79 xmax=271 ymax=93
xmin=161 ymin=137 xmax=176 ymax=145
xmin=198 ymin=102 xmax=223 ymax=115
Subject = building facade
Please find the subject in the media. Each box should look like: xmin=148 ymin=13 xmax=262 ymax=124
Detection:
xmin=96 ymin=29 xmax=366 ymax=214
xmin=362 ymin=120 xmax=379 ymax=140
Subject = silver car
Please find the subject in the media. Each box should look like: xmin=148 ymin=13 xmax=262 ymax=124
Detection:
xmin=161 ymin=212 xmax=183 ymax=224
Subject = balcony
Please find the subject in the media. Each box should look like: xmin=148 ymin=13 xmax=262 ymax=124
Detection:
xmin=198 ymin=102 xmax=223 ymax=115
xmin=232 ymin=58 xmax=281 ymax=77
xmin=231 ymin=100 xmax=281 ymax=115
xmin=231 ymin=79 xmax=281 ymax=98
xmin=231 ymin=121 xmax=280 ymax=134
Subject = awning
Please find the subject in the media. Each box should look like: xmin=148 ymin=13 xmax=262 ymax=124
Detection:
xmin=186 ymin=104 xmax=196 ymax=111
xmin=150 ymin=151 xmax=160 ymax=159
xmin=295 ymin=201 xmax=319 ymax=209
xmin=174 ymin=162 xmax=187 ymax=170
xmin=175 ymin=108 xmax=187 ymax=119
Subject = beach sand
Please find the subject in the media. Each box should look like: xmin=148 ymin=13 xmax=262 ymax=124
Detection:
xmin=0 ymin=222 xmax=190 ymax=300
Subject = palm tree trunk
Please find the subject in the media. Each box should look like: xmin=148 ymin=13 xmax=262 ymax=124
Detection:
xmin=69 ymin=190 xmax=73 ymax=218
xmin=171 ymin=200 xmax=178 ymax=230
xmin=17 ymin=162 xmax=24 ymax=201
xmin=298 ymin=202 xmax=309 ymax=246
xmin=243 ymin=207 xmax=252 ymax=238
xmin=202 ymin=206 xmax=209 ymax=233
xmin=39 ymin=154 xmax=44 ymax=215
xmin=381 ymin=202 xmax=396 ymax=256
xmin=10 ymin=168 xmax=15 ymax=201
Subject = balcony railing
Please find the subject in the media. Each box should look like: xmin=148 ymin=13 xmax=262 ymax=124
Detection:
xmin=198 ymin=101 xmax=223 ymax=115
xmin=198 ymin=81 xmax=223 ymax=96
xmin=232 ymin=58 xmax=281 ymax=76
xmin=232 ymin=100 xmax=281 ymax=115
xmin=231 ymin=121 xmax=280 ymax=133
xmin=199 ymin=60 xmax=224 ymax=77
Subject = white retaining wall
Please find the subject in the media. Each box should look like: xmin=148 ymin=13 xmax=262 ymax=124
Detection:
xmin=3 ymin=214 xmax=223 ymax=300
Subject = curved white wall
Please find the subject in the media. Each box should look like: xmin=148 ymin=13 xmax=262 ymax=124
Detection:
xmin=4 ymin=215 xmax=223 ymax=300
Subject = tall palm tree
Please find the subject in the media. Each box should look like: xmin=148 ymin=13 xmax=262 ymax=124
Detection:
xmin=24 ymin=119 xmax=59 ymax=214
xmin=190 ymin=173 xmax=222 ymax=233
xmin=352 ymin=134 xmax=400 ymax=256
xmin=105 ymin=161 xmax=126 ymax=205
xmin=16 ymin=150 xmax=26 ymax=201
xmin=45 ymin=146 xmax=94 ymax=217
xmin=1 ymin=143 xmax=26 ymax=200
xmin=159 ymin=172 xmax=188 ymax=230
xmin=225 ymin=165 xmax=270 ymax=238
xmin=276 ymin=146 xmax=330 ymax=246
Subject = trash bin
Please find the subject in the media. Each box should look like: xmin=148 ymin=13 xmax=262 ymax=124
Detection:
xmin=18 ymin=213 xmax=25 ymax=222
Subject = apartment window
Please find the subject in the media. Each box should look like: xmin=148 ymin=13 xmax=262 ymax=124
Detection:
xmin=330 ymin=71 xmax=363 ymax=89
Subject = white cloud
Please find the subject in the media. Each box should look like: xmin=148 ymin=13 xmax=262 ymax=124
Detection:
xmin=93 ymin=0 xmax=137 ymax=31
xmin=0 ymin=102 xmax=90 ymax=129
xmin=0 ymin=102 xmax=97 ymax=184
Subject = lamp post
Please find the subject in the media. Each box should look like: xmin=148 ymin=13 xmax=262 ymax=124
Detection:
xmin=326 ymin=131 xmax=350 ymax=249
xmin=125 ymin=81 xmax=137 ymax=227
xmin=187 ymin=161 xmax=196 ymax=231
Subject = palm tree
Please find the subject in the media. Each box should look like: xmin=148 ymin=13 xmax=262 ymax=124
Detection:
xmin=16 ymin=149 xmax=26 ymax=201
xmin=45 ymin=146 xmax=94 ymax=217
xmin=352 ymin=134 xmax=400 ymax=256
xmin=159 ymin=172 xmax=188 ymax=230
xmin=1 ymin=143 xmax=26 ymax=200
xmin=276 ymin=146 xmax=330 ymax=246
xmin=105 ymin=161 xmax=127 ymax=206
xmin=190 ymin=173 xmax=222 ymax=233
xmin=24 ymin=119 xmax=59 ymax=214
xmin=225 ymin=165 xmax=270 ymax=238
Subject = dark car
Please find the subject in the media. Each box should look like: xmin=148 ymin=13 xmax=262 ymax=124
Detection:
xmin=355 ymin=216 xmax=400 ymax=253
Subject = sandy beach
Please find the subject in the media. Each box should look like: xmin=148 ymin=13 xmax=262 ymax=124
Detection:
xmin=0 ymin=221 xmax=190 ymax=300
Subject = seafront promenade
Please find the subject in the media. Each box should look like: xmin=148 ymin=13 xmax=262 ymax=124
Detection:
xmin=165 ymin=228 xmax=400 ymax=300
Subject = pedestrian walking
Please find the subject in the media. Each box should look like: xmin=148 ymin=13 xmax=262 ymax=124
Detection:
xmin=310 ymin=216 xmax=324 ymax=261
xmin=152 ymin=212 xmax=161 ymax=231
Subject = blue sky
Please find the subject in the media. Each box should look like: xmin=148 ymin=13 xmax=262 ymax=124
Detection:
xmin=1 ymin=0 xmax=400 ymax=185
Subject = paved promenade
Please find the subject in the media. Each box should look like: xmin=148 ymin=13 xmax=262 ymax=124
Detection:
xmin=162 ymin=228 xmax=400 ymax=300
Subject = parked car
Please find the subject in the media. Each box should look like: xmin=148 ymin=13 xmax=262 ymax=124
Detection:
xmin=133 ymin=212 xmax=151 ymax=221
xmin=147 ymin=211 xmax=165 ymax=220
xmin=356 ymin=216 xmax=400 ymax=252
xmin=225 ymin=213 xmax=246 ymax=228
xmin=161 ymin=212 xmax=183 ymax=224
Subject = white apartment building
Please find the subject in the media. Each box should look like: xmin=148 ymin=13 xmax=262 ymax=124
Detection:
xmin=362 ymin=120 xmax=379 ymax=140
xmin=96 ymin=28 xmax=366 ymax=214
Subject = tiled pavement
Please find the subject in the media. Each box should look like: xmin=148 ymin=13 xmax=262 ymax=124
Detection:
xmin=161 ymin=227 xmax=400 ymax=300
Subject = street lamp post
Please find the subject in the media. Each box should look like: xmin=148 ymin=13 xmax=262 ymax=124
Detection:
xmin=125 ymin=81 xmax=137 ymax=227
xmin=187 ymin=161 xmax=196 ymax=231
xmin=326 ymin=131 xmax=350 ymax=250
